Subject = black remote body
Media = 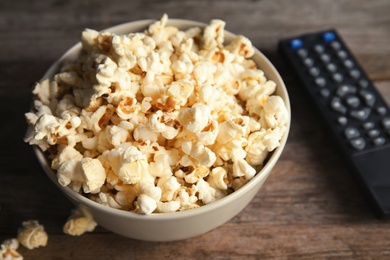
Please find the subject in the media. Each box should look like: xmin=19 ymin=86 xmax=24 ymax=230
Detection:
xmin=278 ymin=29 xmax=390 ymax=218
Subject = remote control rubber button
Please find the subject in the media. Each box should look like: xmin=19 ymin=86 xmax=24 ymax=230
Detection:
xmin=338 ymin=116 xmax=348 ymax=126
xmin=360 ymin=90 xmax=376 ymax=107
xmin=326 ymin=63 xmax=337 ymax=72
xmin=290 ymin=39 xmax=303 ymax=49
xmin=345 ymin=127 xmax=360 ymax=139
xmin=346 ymin=96 xmax=360 ymax=108
xmin=368 ymin=129 xmax=380 ymax=138
xmin=336 ymin=84 xmax=357 ymax=97
xmin=382 ymin=117 xmax=390 ymax=129
xmin=343 ymin=59 xmax=354 ymax=68
xmin=315 ymin=77 xmax=326 ymax=87
xmin=330 ymin=41 xmax=341 ymax=50
xmin=297 ymin=48 xmax=308 ymax=58
xmin=350 ymin=137 xmax=366 ymax=150
xmin=330 ymin=97 xmax=347 ymax=114
xmin=376 ymin=106 xmax=387 ymax=115
xmin=349 ymin=69 xmax=361 ymax=79
xmin=358 ymin=79 xmax=369 ymax=88
xmin=314 ymin=44 xmax=325 ymax=53
xmin=320 ymin=89 xmax=330 ymax=98
xmin=320 ymin=53 xmax=331 ymax=63
xmin=363 ymin=121 xmax=375 ymax=130
xmin=309 ymin=67 xmax=320 ymax=77
xmin=333 ymin=73 xmax=343 ymax=82
xmin=350 ymin=108 xmax=371 ymax=121
xmin=303 ymin=57 xmax=314 ymax=67
xmin=337 ymin=50 xmax=348 ymax=59
xmin=323 ymin=31 xmax=336 ymax=42
xmin=373 ymin=137 xmax=386 ymax=146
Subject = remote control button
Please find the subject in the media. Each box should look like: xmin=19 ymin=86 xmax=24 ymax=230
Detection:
xmin=345 ymin=127 xmax=360 ymax=139
xmin=376 ymin=106 xmax=387 ymax=115
xmin=360 ymin=90 xmax=376 ymax=107
xmin=330 ymin=97 xmax=347 ymax=114
xmin=363 ymin=121 xmax=375 ymax=130
xmin=303 ymin=57 xmax=314 ymax=67
xmin=314 ymin=44 xmax=325 ymax=54
xmin=290 ymin=39 xmax=303 ymax=49
xmin=326 ymin=63 xmax=337 ymax=72
xmin=343 ymin=59 xmax=354 ymax=69
xmin=297 ymin=48 xmax=308 ymax=58
xmin=373 ymin=137 xmax=386 ymax=146
xmin=368 ymin=129 xmax=380 ymax=138
xmin=333 ymin=73 xmax=344 ymax=83
xmin=350 ymin=137 xmax=366 ymax=150
xmin=315 ymin=77 xmax=326 ymax=87
xmin=336 ymin=84 xmax=357 ymax=97
xmin=320 ymin=53 xmax=331 ymax=63
xmin=358 ymin=79 xmax=369 ymax=88
xmin=349 ymin=69 xmax=361 ymax=79
xmin=338 ymin=116 xmax=348 ymax=126
xmin=350 ymin=108 xmax=371 ymax=121
xmin=309 ymin=67 xmax=320 ymax=77
xmin=382 ymin=117 xmax=390 ymax=129
xmin=346 ymin=96 xmax=360 ymax=108
xmin=337 ymin=50 xmax=348 ymax=59
xmin=320 ymin=89 xmax=330 ymax=98
xmin=323 ymin=32 xmax=336 ymax=42
xmin=330 ymin=41 xmax=341 ymax=50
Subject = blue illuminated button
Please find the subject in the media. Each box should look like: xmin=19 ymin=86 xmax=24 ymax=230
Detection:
xmin=323 ymin=31 xmax=336 ymax=42
xmin=290 ymin=38 xmax=303 ymax=49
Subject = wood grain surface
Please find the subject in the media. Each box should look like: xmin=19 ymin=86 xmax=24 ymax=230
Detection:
xmin=1 ymin=0 xmax=390 ymax=259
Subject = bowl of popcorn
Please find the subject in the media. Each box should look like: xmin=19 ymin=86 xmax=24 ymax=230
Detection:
xmin=24 ymin=14 xmax=290 ymax=241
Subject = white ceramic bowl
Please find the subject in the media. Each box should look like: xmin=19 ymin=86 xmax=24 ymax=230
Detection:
xmin=33 ymin=19 xmax=291 ymax=241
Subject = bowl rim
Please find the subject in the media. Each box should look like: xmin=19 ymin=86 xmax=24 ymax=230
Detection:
xmin=33 ymin=18 xmax=291 ymax=220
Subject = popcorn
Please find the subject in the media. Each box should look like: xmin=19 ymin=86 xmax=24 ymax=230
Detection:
xmin=63 ymin=208 xmax=97 ymax=236
xmin=0 ymin=239 xmax=23 ymax=260
xmin=25 ymin=14 xmax=289 ymax=215
xmin=17 ymin=220 xmax=48 ymax=250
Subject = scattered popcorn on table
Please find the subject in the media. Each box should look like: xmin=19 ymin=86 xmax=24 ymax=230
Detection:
xmin=24 ymin=14 xmax=289 ymax=215
xmin=63 ymin=208 xmax=97 ymax=236
xmin=17 ymin=220 xmax=48 ymax=250
xmin=0 ymin=239 xmax=23 ymax=260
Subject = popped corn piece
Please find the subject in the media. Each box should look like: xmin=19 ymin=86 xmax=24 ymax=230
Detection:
xmin=81 ymin=158 xmax=106 ymax=194
xmin=193 ymin=119 xmax=219 ymax=145
xmin=181 ymin=141 xmax=216 ymax=167
xmin=184 ymin=165 xmax=209 ymax=184
xmin=136 ymin=194 xmax=157 ymax=215
xmin=179 ymin=104 xmax=211 ymax=133
xmin=167 ymin=80 xmax=194 ymax=106
xmin=225 ymin=35 xmax=255 ymax=58
xmin=63 ymin=208 xmax=97 ymax=236
xmin=17 ymin=220 xmax=48 ymax=250
xmin=216 ymin=116 xmax=249 ymax=145
xmin=196 ymin=178 xmax=217 ymax=204
xmin=149 ymin=149 xmax=179 ymax=178
xmin=261 ymin=95 xmax=289 ymax=128
xmin=0 ymin=239 xmax=23 ymax=260
xmin=98 ymin=192 xmax=122 ymax=209
xmin=232 ymin=158 xmax=257 ymax=180
xmin=208 ymin=167 xmax=228 ymax=190
xmin=175 ymin=186 xmax=199 ymax=210
xmin=156 ymin=201 xmax=180 ymax=213
xmin=81 ymin=28 xmax=99 ymax=51
xmin=203 ymin=19 xmax=225 ymax=50
xmin=157 ymin=176 xmax=181 ymax=201
xmin=32 ymin=78 xmax=54 ymax=107
xmin=101 ymin=146 xmax=148 ymax=185
xmin=133 ymin=124 xmax=158 ymax=142
xmin=116 ymin=96 xmax=140 ymax=120
xmin=148 ymin=110 xmax=179 ymax=139
xmin=193 ymin=62 xmax=216 ymax=85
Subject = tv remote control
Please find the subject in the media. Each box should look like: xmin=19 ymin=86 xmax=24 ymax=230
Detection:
xmin=278 ymin=29 xmax=390 ymax=218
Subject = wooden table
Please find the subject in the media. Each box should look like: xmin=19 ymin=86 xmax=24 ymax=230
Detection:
xmin=1 ymin=0 xmax=390 ymax=259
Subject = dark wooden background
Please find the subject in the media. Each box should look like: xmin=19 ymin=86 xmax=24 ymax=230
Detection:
xmin=1 ymin=0 xmax=390 ymax=259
